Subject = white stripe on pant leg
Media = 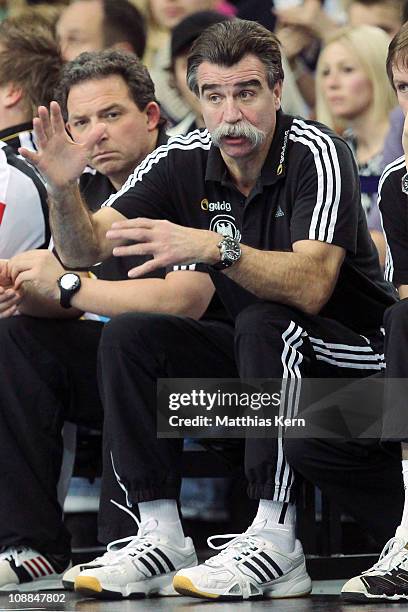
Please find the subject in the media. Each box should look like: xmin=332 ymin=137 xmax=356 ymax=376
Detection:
xmin=309 ymin=339 xmax=385 ymax=370
xmin=110 ymin=451 xmax=132 ymax=508
xmin=278 ymin=331 xmax=304 ymax=502
xmin=276 ymin=325 xmax=304 ymax=501
xmin=274 ymin=322 xmax=299 ymax=500
xmin=275 ymin=323 xmax=304 ymax=502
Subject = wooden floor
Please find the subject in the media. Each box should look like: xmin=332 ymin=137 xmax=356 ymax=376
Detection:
xmin=2 ymin=589 xmax=408 ymax=611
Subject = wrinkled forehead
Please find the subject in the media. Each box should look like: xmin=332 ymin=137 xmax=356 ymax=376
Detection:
xmin=66 ymin=75 xmax=133 ymax=115
xmin=196 ymin=55 xmax=269 ymax=92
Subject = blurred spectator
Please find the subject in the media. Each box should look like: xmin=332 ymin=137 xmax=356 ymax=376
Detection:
xmin=0 ymin=13 xmax=62 ymax=257
xmin=316 ymin=25 xmax=396 ymax=265
xmin=56 ymin=0 xmax=146 ymax=61
xmin=6 ymin=0 xmax=68 ymax=18
xmin=168 ymin=10 xmax=230 ymax=135
xmin=275 ymin=0 xmax=405 ymax=113
xmin=347 ymin=0 xmax=404 ymax=37
xmin=11 ymin=5 xmax=66 ymax=36
xmin=142 ymin=0 xmax=231 ymax=124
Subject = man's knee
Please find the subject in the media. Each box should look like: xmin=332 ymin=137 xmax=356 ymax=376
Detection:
xmin=235 ymin=302 xmax=302 ymax=337
xmin=0 ymin=315 xmax=38 ymax=352
xmin=384 ymin=299 xmax=408 ymax=332
xmin=100 ymin=312 xmax=183 ymax=353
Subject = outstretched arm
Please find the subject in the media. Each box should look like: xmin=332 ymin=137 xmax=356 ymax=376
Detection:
xmin=106 ymin=218 xmax=344 ymax=316
xmin=7 ymin=250 xmax=214 ymax=320
xmin=19 ymin=102 xmax=125 ymax=267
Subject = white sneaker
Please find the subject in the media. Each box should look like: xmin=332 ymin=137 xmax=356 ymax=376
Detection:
xmin=63 ymin=547 xmax=122 ymax=591
xmin=341 ymin=526 xmax=408 ymax=602
xmin=73 ymin=501 xmax=197 ymax=600
xmin=173 ymin=521 xmax=312 ymax=601
xmin=0 ymin=546 xmax=70 ymax=592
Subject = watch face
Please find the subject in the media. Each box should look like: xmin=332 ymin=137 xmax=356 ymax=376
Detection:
xmin=60 ymin=273 xmax=80 ymax=290
xmin=220 ymin=238 xmax=241 ymax=263
xmin=224 ymin=246 xmax=241 ymax=261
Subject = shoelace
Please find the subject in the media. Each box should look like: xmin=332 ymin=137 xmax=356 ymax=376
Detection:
xmin=362 ymin=536 xmax=408 ymax=575
xmin=0 ymin=545 xmax=30 ymax=567
xmin=206 ymin=520 xmax=267 ymax=565
xmin=97 ymin=500 xmax=160 ymax=565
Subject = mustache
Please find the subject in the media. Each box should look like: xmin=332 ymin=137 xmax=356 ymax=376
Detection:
xmin=211 ymin=121 xmax=266 ymax=148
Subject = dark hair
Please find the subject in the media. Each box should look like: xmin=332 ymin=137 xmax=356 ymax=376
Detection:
xmin=187 ymin=19 xmax=284 ymax=96
xmin=386 ymin=20 xmax=408 ymax=88
xmin=0 ymin=13 xmax=62 ymax=115
xmin=56 ymin=49 xmax=162 ymax=122
xmin=102 ymin=0 xmax=146 ymax=59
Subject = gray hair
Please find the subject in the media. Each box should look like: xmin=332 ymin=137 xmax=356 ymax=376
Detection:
xmin=187 ymin=19 xmax=284 ymax=96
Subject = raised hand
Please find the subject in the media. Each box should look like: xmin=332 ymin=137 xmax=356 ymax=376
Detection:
xmin=18 ymin=101 xmax=106 ymax=191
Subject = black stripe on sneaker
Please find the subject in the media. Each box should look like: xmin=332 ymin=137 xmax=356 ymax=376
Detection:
xmin=278 ymin=502 xmax=288 ymax=524
xmin=251 ymin=556 xmax=276 ymax=580
xmin=138 ymin=556 xmax=157 ymax=576
xmin=242 ymin=560 xmax=267 ymax=583
xmin=10 ymin=561 xmax=33 ymax=584
xmin=259 ymin=552 xmax=284 ymax=577
xmin=146 ymin=551 xmax=166 ymax=574
xmin=152 ymin=548 xmax=176 ymax=572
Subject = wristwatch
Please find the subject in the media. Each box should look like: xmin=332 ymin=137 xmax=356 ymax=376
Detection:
xmin=57 ymin=272 xmax=81 ymax=308
xmin=402 ymin=172 xmax=408 ymax=195
xmin=212 ymin=236 xmax=241 ymax=270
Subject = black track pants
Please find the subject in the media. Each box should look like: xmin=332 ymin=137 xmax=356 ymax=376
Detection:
xmin=97 ymin=304 xmax=385 ymax=540
xmin=0 ymin=316 xmax=103 ymax=556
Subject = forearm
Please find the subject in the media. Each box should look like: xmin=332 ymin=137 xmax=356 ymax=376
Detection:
xmin=224 ymin=245 xmax=337 ymax=315
xmin=70 ymin=277 xmax=208 ymax=319
xmin=17 ymin=286 xmax=83 ymax=319
xmin=48 ymin=183 xmax=104 ymax=268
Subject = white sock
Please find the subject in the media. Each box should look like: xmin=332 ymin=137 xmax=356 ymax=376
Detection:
xmin=138 ymin=499 xmax=185 ymax=545
xmin=252 ymin=500 xmax=296 ymax=553
xmin=400 ymin=461 xmax=408 ymax=533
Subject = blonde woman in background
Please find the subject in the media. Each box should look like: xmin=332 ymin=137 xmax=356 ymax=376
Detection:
xmin=316 ymin=25 xmax=396 ymax=265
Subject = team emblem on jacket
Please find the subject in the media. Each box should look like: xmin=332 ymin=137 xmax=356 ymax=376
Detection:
xmin=209 ymin=214 xmax=241 ymax=241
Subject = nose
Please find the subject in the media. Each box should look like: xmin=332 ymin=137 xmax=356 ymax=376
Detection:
xmin=92 ymin=119 xmax=108 ymax=139
xmin=323 ymin=70 xmax=340 ymax=90
xmin=223 ymin=97 xmax=243 ymax=123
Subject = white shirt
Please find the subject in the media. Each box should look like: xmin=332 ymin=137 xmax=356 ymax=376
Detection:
xmin=0 ymin=141 xmax=49 ymax=258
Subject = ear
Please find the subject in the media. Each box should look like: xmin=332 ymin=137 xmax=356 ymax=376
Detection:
xmin=145 ymin=101 xmax=161 ymax=131
xmin=1 ymin=82 xmax=24 ymax=109
xmin=273 ymin=81 xmax=283 ymax=111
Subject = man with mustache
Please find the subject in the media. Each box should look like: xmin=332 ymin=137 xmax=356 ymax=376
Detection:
xmin=18 ymin=19 xmax=398 ymax=602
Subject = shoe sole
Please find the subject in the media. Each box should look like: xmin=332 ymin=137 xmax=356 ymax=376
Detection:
xmin=341 ymin=592 xmax=408 ymax=603
xmin=0 ymin=578 xmax=64 ymax=592
xmin=75 ymin=572 xmax=181 ymax=600
xmin=173 ymin=567 xmax=312 ymax=601
xmin=62 ymin=579 xmax=74 ymax=591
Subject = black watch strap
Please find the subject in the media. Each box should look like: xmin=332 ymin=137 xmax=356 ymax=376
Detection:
xmin=58 ymin=273 xmax=81 ymax=309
